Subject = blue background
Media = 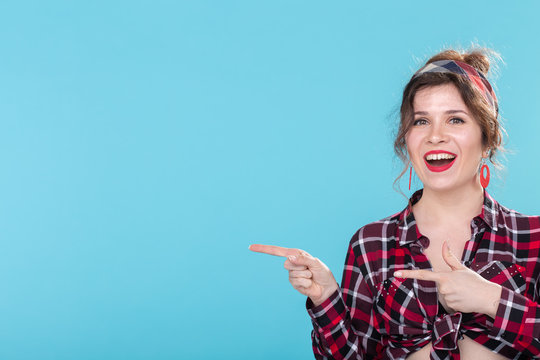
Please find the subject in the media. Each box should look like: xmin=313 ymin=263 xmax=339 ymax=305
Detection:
xmin=0 ymin=1 xmax=539 ymax=359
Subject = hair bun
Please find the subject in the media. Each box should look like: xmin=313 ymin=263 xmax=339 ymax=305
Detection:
xmin=426 ymin=48 xmax=495 ymax=76
xmin=463 ymin=51 xmax=490 ymax=75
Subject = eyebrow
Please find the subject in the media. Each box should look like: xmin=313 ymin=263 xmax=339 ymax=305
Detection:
xmin=414 ymin=110 xmax=469 ymax=116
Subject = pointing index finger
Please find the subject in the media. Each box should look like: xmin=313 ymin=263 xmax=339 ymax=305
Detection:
xmin=249 ymin=244 xmax=301 ymax=258
xmin=394 ymin=269 xmax=442 ymax=283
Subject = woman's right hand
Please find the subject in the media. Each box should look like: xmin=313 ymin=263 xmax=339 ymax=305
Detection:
xmin=249 ymin=244 xmax=339 ymax=306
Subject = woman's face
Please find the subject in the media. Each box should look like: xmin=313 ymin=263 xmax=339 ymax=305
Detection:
xmin=405 ymin=83 xmax=487 ymax=192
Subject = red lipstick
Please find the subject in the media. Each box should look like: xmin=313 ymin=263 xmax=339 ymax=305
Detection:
xmin=423 ymin=150 xmax=457 ymax=172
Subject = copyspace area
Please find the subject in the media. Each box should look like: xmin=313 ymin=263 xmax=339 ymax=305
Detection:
xmin=0 ymin=1 xmax=538 ymax=359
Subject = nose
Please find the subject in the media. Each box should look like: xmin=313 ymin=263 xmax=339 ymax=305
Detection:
xmin=427 ymin=121 xmax=447 ymax=144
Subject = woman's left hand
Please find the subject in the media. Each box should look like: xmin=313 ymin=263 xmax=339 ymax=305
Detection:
xmin=394 ymin=241 xmax=502 ymax=318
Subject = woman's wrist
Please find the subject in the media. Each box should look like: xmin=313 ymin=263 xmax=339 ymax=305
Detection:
xmin=483 ymin=282 xmax=502 ymax=318
xmin=310 ymin=282 xmax=339 ymax=307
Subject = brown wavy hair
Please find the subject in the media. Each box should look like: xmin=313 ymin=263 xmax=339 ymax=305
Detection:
xmin=394 ymin=48 xmax=505 ymax=189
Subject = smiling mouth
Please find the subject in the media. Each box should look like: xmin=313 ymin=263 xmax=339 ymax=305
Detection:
xmin=424 ymin=152 xmax=457 ymax=172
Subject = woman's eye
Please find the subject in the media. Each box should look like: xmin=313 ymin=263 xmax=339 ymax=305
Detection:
xmin=412 ymin=118 xmax=428 ymax=126
xmin=449 ymin=117 xmax=465 ymax=124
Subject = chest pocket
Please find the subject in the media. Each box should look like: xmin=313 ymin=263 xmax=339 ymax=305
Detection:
xmin=470 ymin=261 xmax=526 ymax=294
xmin=374 ymin=277 xmax=433 ymax=336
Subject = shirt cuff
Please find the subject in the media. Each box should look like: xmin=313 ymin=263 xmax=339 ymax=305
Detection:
xmin=306 ymin=288 xmax=347 ymax=333
xmin=490 ymin=286 xmax=533 ymax=348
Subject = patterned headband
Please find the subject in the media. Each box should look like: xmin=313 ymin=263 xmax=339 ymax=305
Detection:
xmin=413 ymin=59 xmax=498 ymax=112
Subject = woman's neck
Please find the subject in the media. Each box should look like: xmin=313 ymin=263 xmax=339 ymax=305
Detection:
xmin=413 ymin=184 xmax=484 ymax=225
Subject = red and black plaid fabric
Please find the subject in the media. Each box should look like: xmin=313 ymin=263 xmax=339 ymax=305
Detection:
xmin=307 ymin=190 xmax=540 ymax=360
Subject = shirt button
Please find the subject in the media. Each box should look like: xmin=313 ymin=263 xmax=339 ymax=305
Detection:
xmin=410 ymin=246 xmax=422 ymax=255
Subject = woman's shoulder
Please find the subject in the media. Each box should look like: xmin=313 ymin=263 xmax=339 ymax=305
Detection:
xmin=485 ymin=194 xmax=540 ymax=233
xmin=497 ymin=202 xmax=540 ymax=220
xmin=348 ymin=211 xmax=405 ymax=250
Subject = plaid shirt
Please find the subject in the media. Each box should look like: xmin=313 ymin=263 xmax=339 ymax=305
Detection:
xmin=307 ymin=190 xmax=540 ymax=360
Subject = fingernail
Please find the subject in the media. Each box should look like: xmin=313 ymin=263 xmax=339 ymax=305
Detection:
xmin=288 ymin=256 xmax=296 ymax=261
xmin=394 ymin=271 xmax=402 ymax=277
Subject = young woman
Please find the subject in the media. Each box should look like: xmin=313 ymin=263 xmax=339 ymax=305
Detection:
xmin=250 ymin=49 xmax=540 ymax=360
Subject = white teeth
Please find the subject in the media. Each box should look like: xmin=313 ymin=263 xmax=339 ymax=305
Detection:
xmin=426 ymin=153 xmax=456 ymax=161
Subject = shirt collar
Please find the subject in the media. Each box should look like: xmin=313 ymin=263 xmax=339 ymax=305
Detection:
xmin=397 ymin=189 xmax=499 ymax=247
xmin=480 ymin=190 xmax=498 ymax=231
xmin=397 ymin=190 xmax=423 ymax=247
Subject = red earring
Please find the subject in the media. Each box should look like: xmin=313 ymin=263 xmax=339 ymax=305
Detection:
xmin=409 ymin=166 xmax=412 ymax=191
xmin=480 ymin=164 xmax=490 ymax=188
